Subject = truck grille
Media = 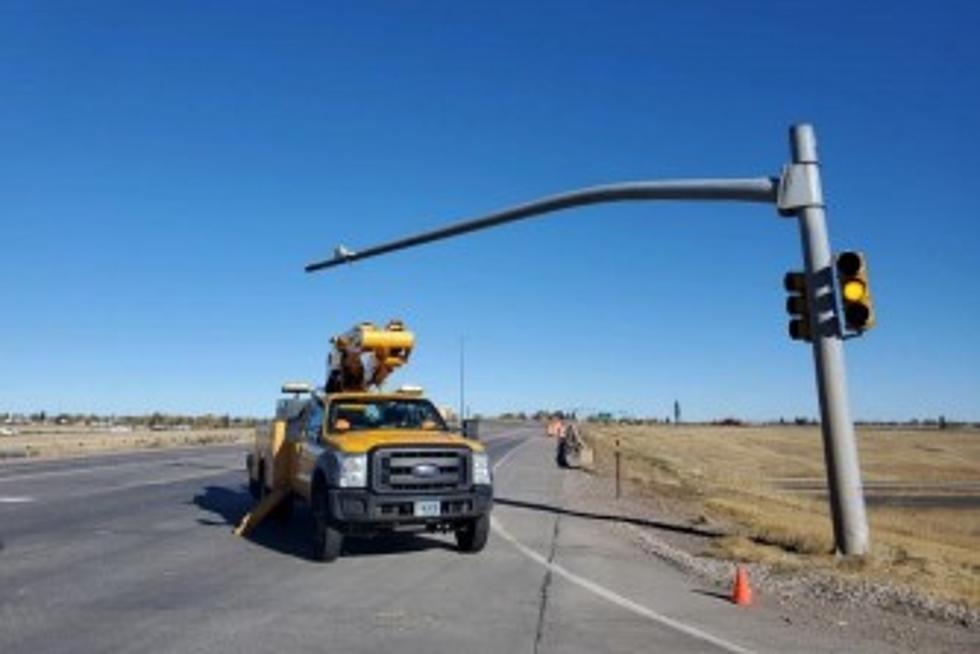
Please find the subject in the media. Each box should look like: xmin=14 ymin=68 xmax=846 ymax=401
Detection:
xmin=372 ymin=448 xmax=469 ymax=493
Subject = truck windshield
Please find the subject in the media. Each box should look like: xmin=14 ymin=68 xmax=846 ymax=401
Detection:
xmin=328 ymin=398 xmax=448 ymax=433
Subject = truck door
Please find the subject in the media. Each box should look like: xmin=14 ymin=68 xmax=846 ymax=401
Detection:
xmin=295 ymin=398 xmax=325 ymax=500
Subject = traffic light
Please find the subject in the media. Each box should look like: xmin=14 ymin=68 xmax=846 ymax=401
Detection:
xmin=784 ymin=271 xmax=811 ymax=341
xmin=836 ymin=251 xmax=875 ymax=332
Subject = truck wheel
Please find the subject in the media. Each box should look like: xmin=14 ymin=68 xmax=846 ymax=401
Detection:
xmin=272 ymin=494 xmax=293 ymax=523
xmin=247 ymin=455 xmax=261 ymax=499
xmin=312 ymin=487 xmax=343 ymax=562
xmin=455 ymin=513 xmax=490 ymax=553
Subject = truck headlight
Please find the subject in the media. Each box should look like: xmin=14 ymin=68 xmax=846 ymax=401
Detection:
xmin=338 ymin=454 xmax=368 ymax=488
xmin=472 ymin=452 xmax=491 ymax=485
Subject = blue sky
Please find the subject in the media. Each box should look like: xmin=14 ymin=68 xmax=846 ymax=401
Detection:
xmin=2 ymin=1 xmax=978 ymax=420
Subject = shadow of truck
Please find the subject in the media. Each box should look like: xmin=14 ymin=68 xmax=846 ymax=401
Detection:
xmin=192 ymin=484 xmax=455 ymax=561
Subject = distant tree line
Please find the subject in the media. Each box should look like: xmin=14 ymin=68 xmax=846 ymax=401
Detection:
xmin=10 ymin=410 xmax=972 ymax=430
xmin=497 ymin=410 xmax=577 ymax=421
xmin=488 ymin=411 xmax=979 ymax=429
xmin=1 ymin=411 xmax=261 ymax=429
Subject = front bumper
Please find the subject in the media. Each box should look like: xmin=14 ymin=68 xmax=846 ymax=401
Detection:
xmin=327 ymin=485 xmax=492 ymax=526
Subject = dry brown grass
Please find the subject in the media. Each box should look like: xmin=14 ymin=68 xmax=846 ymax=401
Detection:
xmin=581 ymin=423 xmax=980 ymax=609
xmin=0 ymin=426 xmax=252 ymax=460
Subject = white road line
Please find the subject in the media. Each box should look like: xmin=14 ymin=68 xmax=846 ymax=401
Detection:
xmin=0 ymin=453 xmax=239 ymax=484
xmin=491 ymin=438 xmax=755 ymax=654
xmin=12 ymin=467 xmax=238 ymax=503
xmin=491 ymin=436 xmax=536 ymax=471
xmin=0 ymin=440 xmax=244 ymax=469
xmin=0 ymin=496 xmax=36 ymax=503
xmin=480 ymin=432 xmax=525 ymax=446
xmin=72 ymin=468 xmax=239 ymax=499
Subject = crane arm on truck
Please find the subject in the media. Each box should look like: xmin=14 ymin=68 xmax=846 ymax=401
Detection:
xmin=326 ymin=320 xmax=415 ymax=392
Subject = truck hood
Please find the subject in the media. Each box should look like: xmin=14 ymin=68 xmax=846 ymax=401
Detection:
xmin=326 ymin=430 xmax=485 ymax=454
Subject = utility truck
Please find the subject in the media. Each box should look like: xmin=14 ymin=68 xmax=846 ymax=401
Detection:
xmin=238 ymin=320 xmax=492 ymax=561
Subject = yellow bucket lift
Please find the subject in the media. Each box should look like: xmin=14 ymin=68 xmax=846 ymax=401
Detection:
xmin=327 ymin=320 xmax=415 ymax=392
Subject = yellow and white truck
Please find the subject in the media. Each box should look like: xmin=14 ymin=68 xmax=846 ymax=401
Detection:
xmin=239 ymin=320 xmax=492 ymax=561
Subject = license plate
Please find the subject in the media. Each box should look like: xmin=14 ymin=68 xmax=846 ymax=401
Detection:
xmin=414 ymin=500 xmax=441 ymax=518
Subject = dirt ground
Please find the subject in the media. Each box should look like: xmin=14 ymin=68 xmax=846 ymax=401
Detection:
xmin=579 ymin=423 xmax=980 ymax=613
xmin=0 ymin=425 xmax=252 ymax=460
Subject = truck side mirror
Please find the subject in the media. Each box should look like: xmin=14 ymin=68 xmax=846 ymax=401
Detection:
xmin=462 ymin=418 xmax=480 ymax=440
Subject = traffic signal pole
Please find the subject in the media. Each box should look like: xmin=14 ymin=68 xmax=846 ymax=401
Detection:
xmin=783 ymin=125 xmax=869 ymax=555
xmin=306 ymin=123 xmax=870 ymax=556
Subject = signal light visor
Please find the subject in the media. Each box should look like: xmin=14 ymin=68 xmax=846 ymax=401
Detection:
xmin=836 ymin=251 xmax=863 ymax=276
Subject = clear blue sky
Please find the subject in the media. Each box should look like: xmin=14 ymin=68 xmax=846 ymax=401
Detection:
xmin=2 ymin=1 xmax=978 ymax=421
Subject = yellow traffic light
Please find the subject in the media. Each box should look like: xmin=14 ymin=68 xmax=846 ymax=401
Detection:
xmin=842 ymin=279 xmax=867 ymax=303
xmin=784 ymin=271 xmax=811 ymax=341
xmin=836 ymin=251 xmax=875 ymax=331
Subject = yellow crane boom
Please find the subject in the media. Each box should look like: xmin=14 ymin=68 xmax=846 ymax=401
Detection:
xmin=326 ymin=320 xmax=415 ymax=392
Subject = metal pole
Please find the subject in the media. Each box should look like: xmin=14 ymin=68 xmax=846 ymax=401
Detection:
xmin=459 ymin=335 xmax=465 ymax=423
xmin=789 ymin=124 xmax=869 ymax=556
xmin=615 ymin=438 xmax=622 ymax=500
xmin=305 ymin=178 xmax=777 ymax=271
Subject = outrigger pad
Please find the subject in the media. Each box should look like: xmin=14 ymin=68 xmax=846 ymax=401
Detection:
xmin=234 ymin=488 xmax=289 ymax=537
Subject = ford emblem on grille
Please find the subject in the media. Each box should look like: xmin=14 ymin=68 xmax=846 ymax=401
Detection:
xmin=412 ymin=463 xmax=439 ymax=478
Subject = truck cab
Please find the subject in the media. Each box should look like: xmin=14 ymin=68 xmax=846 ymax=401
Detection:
xmin=247 ymin=387 xmax=493 ymax=561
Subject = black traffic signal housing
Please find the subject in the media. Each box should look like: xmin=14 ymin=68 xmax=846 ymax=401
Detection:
xmin=836 ymin=251 xmax=875 ymax=332
xmin=784 ymin=271 xmax=811 ymax=341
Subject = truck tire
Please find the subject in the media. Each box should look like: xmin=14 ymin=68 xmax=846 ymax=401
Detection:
xmin=455 ymin=513 xmax=489 ymax=553
xmin=247 ymin=454 xmax=261 ymax=499
xmin=257 ymin=465 xmax=269 ymax=500
xmin=271 ymin=494 xmax=293 ymax=523
xmin=312 ymin=486 xmax=343 ymax=562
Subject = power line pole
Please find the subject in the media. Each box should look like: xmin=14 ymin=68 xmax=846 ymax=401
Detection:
xmin=459 ymin=335 xmax=465 ymax=423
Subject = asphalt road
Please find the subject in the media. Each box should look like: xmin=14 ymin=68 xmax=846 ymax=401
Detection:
xmin=0 ymin=424 xmax=913 ymax=653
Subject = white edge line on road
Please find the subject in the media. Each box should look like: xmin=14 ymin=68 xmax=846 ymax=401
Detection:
xmin=0 ymin=496 xmax=36 ymax=503
xmin=491 ymin=437 xmax=756 ymax=654
xmin=491 ymin=436 xmax=534 ymax=472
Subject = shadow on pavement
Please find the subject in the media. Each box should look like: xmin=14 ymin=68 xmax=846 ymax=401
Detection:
xmin=495 ymin=496 xmax=723 ymax=538
xmin=692 ymin=588 xmax=733 ymax=603
xmin=192 ymin=485 xmax=455 ymax=561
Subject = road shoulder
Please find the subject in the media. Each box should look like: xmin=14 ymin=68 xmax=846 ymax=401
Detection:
xmin=492 ymin=435 xmax=979 ymax=653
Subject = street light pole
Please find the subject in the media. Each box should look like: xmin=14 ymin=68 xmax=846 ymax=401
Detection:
xmin=459 ymin=335 xmax=465 ymax=423
xmin=305 ymin=179 xmax=777 ymax=272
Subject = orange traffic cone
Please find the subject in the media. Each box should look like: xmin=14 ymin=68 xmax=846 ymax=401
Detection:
xmin=731 ymin=565 xmax=753 ymax=606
